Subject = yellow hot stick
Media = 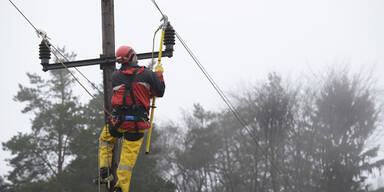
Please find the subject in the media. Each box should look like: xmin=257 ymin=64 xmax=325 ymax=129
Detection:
xmin=146 ymin=28 xmax=166 ymax=154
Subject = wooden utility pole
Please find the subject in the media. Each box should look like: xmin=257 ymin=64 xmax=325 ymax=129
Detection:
xmin=38 ymin=1 xmax=174 ymax=190
xmin=101 ymin=0 xmax=115 ymax=120
xmin=101 ymin=1 xmax=117 ymax=191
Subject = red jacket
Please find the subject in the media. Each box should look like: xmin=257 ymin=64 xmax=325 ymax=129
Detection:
xmin=111 ymin=64 xmax=165 ymax=130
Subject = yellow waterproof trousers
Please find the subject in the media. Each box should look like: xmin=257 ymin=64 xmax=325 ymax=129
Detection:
xmin=98 ymin=125 xmax=144 ymax=192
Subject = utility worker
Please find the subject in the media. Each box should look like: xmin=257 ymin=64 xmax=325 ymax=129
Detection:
xmin=98 ymin=45 xmax=165 ymax=192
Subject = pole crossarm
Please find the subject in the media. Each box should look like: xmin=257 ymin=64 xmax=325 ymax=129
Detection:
xmin=41 ymin=50 xmax=174 ymax=71
xmin=42 ymin=57 xmax=115 ymax=71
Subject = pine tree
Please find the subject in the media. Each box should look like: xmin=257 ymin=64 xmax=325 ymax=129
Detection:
xmin=312 ymin=71 xmax=384 ymax=192
xmin=2 ymin=48 xmax=85 ymax=191
xmin=58 ymin=91 xmax=104 ymax=191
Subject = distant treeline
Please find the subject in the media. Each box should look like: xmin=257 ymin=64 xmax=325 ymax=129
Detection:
xmin=1 ymin=49 xmax=383 ymax=192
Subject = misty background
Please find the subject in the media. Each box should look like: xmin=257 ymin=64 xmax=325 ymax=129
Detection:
xmin=1 ymin=0 xmax=384 ymax=191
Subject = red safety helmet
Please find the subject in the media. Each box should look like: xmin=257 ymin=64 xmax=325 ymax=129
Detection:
xmin=116 ymin=46 xmax=136 ymax=64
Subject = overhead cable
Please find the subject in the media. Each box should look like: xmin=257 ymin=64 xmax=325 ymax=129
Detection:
xmin=150 ymin=1 xmax=295 ymax=181
xmin=8 ymin=0 xmax=109 ymax=115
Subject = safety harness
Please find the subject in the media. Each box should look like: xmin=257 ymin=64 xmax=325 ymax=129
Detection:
xmin=109 ymin=67 xmax=148 ymax=141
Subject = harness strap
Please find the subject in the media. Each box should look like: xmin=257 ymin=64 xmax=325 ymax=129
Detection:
xmin=122 ymin=67 xmax=140 ymax=105
xmin=109 ymin=67 xmax=147 ymax=137
xmin=126 ymin=69 xmax=140 ymax=133
xmin=119 ymin=67 xmax=141 ymax=134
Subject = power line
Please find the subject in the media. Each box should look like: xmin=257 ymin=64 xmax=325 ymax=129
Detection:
xmin=9 ymin=0 xmax=39 ymax=33
xmin=150 ymin=1 xmax=295 ymax=184
xmin=9 ymin=0 xmax=102 ymax=96
xmin=10 ymin=0 xmax=293 ymax=187
xmin=175 ymin=31 xmax=256 ymax=137
xmin=9 ymin=3 xmax=112 ymax=191
xmin=175 ymin=26 xmax=290 ymax=174
xmin=49 ymin=44 xmax=104 ymax=95
xmin=9 ymin=0 xmax=109 ymax=115
xmin=151 ymin=0 xmax=257 ymax=141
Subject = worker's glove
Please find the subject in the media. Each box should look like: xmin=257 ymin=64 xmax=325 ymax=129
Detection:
xmin=155 ymin=64 xmax=164 ymax=72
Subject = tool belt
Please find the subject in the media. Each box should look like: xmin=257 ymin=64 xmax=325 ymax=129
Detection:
xmin=113 ymin=105 xmax=149 ymax=122
xmin=109 ymin=105 xmax=148 ymax=138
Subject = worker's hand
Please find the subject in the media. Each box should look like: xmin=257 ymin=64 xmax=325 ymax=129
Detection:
xmin=155 ymin=64 xmax=164 ymax=72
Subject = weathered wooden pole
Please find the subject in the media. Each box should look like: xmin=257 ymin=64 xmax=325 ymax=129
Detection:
xmin=101 ymin=1 xmax=117 ymax=191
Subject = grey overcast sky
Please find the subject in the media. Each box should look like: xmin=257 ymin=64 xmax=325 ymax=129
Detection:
xmin=1 ymin=0 xmax=384 ymax=187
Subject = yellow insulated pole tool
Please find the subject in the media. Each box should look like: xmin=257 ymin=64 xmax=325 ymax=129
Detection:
xmin=146 ymin=25 xmax=166 ymax=154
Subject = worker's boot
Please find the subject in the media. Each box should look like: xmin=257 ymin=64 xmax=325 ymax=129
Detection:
xmin=113 ymin=187 xmax=122 ymax=192
xmin=100 ymin=167 xmax=111 ymax=180
xmin=93 ymin=167 xmax=112 ymax=184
